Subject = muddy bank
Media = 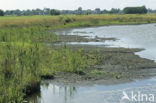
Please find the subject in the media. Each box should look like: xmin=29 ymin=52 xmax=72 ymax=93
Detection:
xmin=42 ymin=67 xmax=156 ymax=86
xmin=47 ymin=33 xmax=156 ymax=83
xmin=52 ymin=46 xmax=156 ymax=83
xmin=27 ymin=24 xmax=156 ymax=103
xmin=55 ymin=34 xmax=116 ymax=43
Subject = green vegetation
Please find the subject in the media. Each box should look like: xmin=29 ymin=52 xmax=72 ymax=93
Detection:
xmin=0 ymin=14 xmax=156 ymax=102
xmin=1 ymin=14 xmax=156 ymax=28
xmin=90 ymin=70 xmax=122 ymax=79
xmin=0 ymin=22 xmax=98 ymax=103
xmin=0 ymin=10 xmax=4 ymax=16
xmin=90 ymin=70 xmax=106 ymax=75
xmin=0 ymin=27 xmax=53 ymax=102
xmin=123 ymin=6 xmax=147 ymax=14
xmin=50 ymin=9 xmax=60 ymax=15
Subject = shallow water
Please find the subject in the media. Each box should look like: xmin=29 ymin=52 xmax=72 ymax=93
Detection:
xmin=28 ymin=75 xmax=156 ymax=103
xmin=56 ymin=23 xmax=156 ymax=61
xmin=28 ymin=24 xmax=156 ymax=103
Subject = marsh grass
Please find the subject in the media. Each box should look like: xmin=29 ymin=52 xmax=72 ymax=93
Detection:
xmin=0 ymin=14 xmax=156 ymax=102
xmin=0 ymin=42 xmax=42 ymax=102
xmin=0 ymin=26 xmax=96 ymax=102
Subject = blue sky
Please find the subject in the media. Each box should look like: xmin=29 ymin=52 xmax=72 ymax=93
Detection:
xmin=0 ymin=0 xmax=156 ymax=10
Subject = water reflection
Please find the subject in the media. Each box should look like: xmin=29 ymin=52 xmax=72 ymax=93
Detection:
xmin=28 ymin=77 xmax=156 ymax=103
xmin=27 ymin=91 xmax=41 ymax=103
xmin=28 ymin=82 xmax=77 ymax=103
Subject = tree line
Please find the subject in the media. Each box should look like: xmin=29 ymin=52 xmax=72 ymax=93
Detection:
xmin=123 ymin=6 xmax=147 ymax=14
xmin=0 ymin=6 xmax=156 ymax=16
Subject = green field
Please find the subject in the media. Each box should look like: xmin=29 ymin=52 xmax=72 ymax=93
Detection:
xmin=0 ymin=14 xmax=156 ymax=103
xmin=1 ymin=14 xmax=156 ymax=28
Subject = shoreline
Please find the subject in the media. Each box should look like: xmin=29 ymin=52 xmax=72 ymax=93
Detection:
xmin=1 ymin=14 xmax=156 ymax=102
xmin=53 ymin=22 xmax=156 ymax=31
xmin=44 ymin=30 xmax=156 ymax=84
xmin=24 ymin=23 xmax=156 ymax=101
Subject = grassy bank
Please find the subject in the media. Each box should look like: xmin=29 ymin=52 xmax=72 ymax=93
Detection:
xmin=1 ymin=14 xmax=156 ymax=28
xmin=0 ymin=27 xmax=97 ymax=102
xmin=0 ymin=14 xmax=156 ymax=102
xmin=0 ymin=25 xmax=100 ymax=102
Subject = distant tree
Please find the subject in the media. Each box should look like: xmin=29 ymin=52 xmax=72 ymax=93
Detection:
xmin=4 ymin=10 xmax=10 ymax=15
xmin=50 ymin=9 xmax=60 ymax=15
xmin=148 ymin=8 xmax=156 ymax=13
xmin=43 ymin=8 xmax=50 ymax=15
xmin=35 ymin=8 xmax=43 ymax=15
xmin=77 ymin=7 xmax=83 ymax=15
xmin=78 ymin=7 xmax=82 ymax=11
xmin=86 ymin=9 xmax=92 ymax=15
xmin=14 ymin=9 xmax=22 ymax=16
xmin=101 ymin=9 xmax=108 ymax=14
xmin=2 ymin=7 xmax=151 ymax=16
xmin=109 ymin=8 xmax=120 ymax=14
xmin=95 ymin=8 xmax=101 ymax=14
xmin=0 ymin=9 xmax=4 ymax=16
xmin=123 ymin=6 xmax=147 ymax=14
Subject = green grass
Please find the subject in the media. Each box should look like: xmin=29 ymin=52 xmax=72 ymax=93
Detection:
xmin=0 ymin=14 xmax=156 ymax=102
xmin=1 ymin=14 xmax=156 ymax=28
xmin=90 ymin=69 xmax=106 ymax=75
xmin=0 ymin=26 xmax=97 ymax=102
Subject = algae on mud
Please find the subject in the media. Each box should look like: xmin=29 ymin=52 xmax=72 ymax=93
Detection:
xmin=0 ymin=14 xmax=156 ymax=102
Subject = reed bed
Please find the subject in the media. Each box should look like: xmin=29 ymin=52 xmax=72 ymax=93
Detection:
xmin=0 ymin=26 xmax=97 ymax=102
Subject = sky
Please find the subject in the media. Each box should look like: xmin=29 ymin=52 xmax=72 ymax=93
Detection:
xmin=0 ymin=0 xmax=156 ymax=10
